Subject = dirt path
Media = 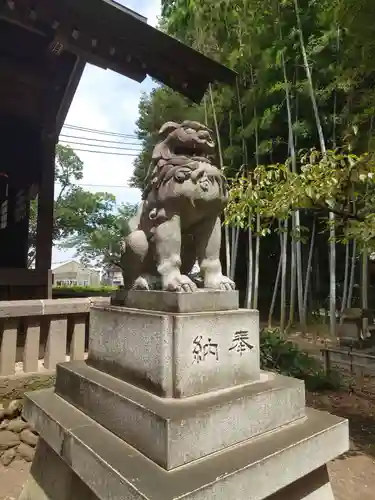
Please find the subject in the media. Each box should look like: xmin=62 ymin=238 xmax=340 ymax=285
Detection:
xmin=329 ymin=454 xmax=375 ymax=500
xmin=0 ymin=460 xmax=30 ymax=500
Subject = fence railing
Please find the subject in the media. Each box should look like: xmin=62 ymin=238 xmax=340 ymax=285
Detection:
xmin=320 ymin=347 xmax=375 ymax=378
xmin=0 ymin=297 xmax=110 ymax=378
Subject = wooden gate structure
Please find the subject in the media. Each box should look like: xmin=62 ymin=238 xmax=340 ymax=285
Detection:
xmin=0 ymin=0 xmax=235 ymax=300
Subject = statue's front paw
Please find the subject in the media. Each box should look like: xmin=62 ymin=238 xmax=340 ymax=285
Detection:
xmin=133 ymin=276 xmax=150 ymax=290
xmin=205 ymin=274 xmax=235 ymax=291
xmin=164 ymin=274 xmax=197 ymax=293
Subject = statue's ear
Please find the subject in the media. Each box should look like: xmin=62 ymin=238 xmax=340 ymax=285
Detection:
xmin=181 ymin=120 xmax=212 ymax=133
xmin=158 ymin=122 xmax=180 ymax=137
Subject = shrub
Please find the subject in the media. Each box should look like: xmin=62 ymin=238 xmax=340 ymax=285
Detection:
xmin=52 ymin=285 xmax=116 ymax=297
xmin=260 ymin=328 xmax=340 ymax=391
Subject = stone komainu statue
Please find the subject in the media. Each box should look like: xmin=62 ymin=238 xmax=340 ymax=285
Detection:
xmin=119 ymin=120 xmax=235 ymax=292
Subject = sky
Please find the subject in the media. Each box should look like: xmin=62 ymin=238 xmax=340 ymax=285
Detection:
xmin=53 ymin=0 xmax=161 ymax=264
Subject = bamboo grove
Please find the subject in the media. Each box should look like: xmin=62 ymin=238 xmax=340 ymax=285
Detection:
xmin=131 ymin=0 xmax=375 ymax=336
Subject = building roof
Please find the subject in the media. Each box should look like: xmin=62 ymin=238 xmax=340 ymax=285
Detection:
xmin=51 ymin=260 xmax=79 ymax=271
xmin=1 ymin=0 xmax=236 ymax=106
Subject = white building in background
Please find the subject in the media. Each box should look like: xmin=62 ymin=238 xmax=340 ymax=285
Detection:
xmin=52 ymin=260 xmax=101 ymax=287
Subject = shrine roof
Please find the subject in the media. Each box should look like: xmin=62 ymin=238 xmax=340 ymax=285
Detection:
xmin=1 ymin=0 xmax=236 ymax=103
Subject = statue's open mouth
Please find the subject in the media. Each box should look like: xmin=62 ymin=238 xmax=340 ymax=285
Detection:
xmin=173 ymin=141 xmax=215 ymax=158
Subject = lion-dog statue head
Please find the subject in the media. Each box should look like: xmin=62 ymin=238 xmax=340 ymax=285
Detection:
xmin=141 ymin=121 xmax=228 ymax=229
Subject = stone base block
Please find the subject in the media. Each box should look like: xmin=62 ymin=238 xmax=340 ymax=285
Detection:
xmin=20 ymin=442 xmax=335 ymax=500
xmin=88 ymin=305 xmax=260 ymax=397
xmin=20 ymin=388 xmax=348 ymax=500
xmin=54 ymin=361 xmax=306 ymax=469
xmin=111 ymin=289 xmax=240 ymax=313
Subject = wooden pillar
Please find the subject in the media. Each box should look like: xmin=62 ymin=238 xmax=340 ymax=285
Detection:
xmin=3 ymin=186 xmax=30 ymax=268
xmin=35 ymin=130 xmax=57 ymax=299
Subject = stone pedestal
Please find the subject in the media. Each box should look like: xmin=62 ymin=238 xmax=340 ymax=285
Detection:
xmin=19 ymin=290 xmax=349 ymax=500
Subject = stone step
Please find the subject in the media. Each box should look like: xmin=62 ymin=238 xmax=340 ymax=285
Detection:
xmin=22 ymin=388 xmax=348 ymax=500
xmin=54 ymin=361 xmax=306 ymax=469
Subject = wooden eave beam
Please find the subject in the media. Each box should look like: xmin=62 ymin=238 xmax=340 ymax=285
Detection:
xmin=52 ymin=35 xmax=147 ymax=83
xmin=55 ymin=57 xmax=85 ymax=134
xmin=1 ymin=2 xmax=147 ymax=82
xmin=1 ymin=0 xmax=236 ymax=103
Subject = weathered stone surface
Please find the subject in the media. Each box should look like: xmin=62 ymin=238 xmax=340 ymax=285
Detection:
xmin=113 ymin=289 xmax=240 ymax=312
xmin=89 ymin=306 xmax=260 ymax=397
xmin=1 ymin=446 xmax=16 ymax=466
xmin=18 ymin=439 xmax=100 ymax=500
xmin=22 ymin=389 xmax=348 ymax=500
xmin=0 ymin=430 xmax=20 ymax=450
xmin=7 ymin=418 xmax=30 ymax=433
xmin=56 ymin=362 xmax=305 ymax=469
xmin=0 ymin=419 xmax=9 ymax=430
xmin=118 ymin=121 xmax=235 ymax=294
xmin=20 ymin=429 xmax=38 ymax=447
xmin=0 ymin=300 xmax=43 ymax=318
xmin=17 ymin=442 xmax=35 ymax=462
xmin=0 ymin=408 xmax=5 ymax=422
xmin=4 ymin=399 xmax=23 ymax=418
xmin=42 ymin=298 xmax=90 ymax=316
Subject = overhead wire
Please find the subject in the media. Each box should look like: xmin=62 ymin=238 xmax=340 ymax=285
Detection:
xmin=76 ymin=183 xmax=133 ymax=188
xmin=62 ymin=123 xmax=139 ymax=139
xmin=59 ymin=124 xmax=144 ymax=156
xmin=60 ymin=134 xmax=141 ymax=146
xmin=59 ymin=140 xmax=141 ymax=151
xmin=61 ymin=148 xmax=139 ymax=156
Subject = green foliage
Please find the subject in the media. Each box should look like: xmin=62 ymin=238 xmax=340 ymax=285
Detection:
xmin=225 ymin=148 xmax=375 ymax=249
xmin=53 ymin=285 xmax=115 ymax=293
xmin=59 ymin=202 xmax=137 ymax=266
xmin=260 ymin=328 xmax=340 ymax=391
xmin=135 ymin=0 xmax=375 ymax=201
xmin=52 ymin=285 xmax=115 ymax=298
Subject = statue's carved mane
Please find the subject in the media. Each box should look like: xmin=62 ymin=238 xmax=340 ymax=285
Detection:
xmin=143 ymin=120 xmax=226 ymax=200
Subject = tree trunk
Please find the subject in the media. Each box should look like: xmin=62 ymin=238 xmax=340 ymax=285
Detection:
xmin=245 ymin=213 xmax=253 ymax=309
xmin=250 ymin=67 xmax=260 ymax=310
xmin=230 ymin=227 xmax=240 ymax=281
xmin=269 ymin=239 xmax=282 ymax=328
xmin=253 ymin=214 xmax=260 ymax=309
xmin=288 ymin=219 xmax=297 ymax=329
xmin=208 ymin=84 xmax=231 ymax=277
xmin=280 ymin=45 xmax=303 ymax=327
xmin=361 ymin=249 xmax=369 ymax=338
xmin=280 ymin=219 xmax=288 ymax=333
xmin=339 ymin=242 xmax=350 ymax=325
xmin=347 ymin=239 xmax=357 ymax=308
xmin=294 ymin=0 xmax=336 ymax=337
xmin=302 ymin=217 xmax=316 ymax=334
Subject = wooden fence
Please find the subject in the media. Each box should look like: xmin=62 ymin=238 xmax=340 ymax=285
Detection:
xmin=319 ymin=347 xmax=375 ymax=377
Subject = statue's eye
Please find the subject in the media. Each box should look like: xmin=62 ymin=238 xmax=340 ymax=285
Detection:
xmin=175 ymin=171 xmax=186 ymax=182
